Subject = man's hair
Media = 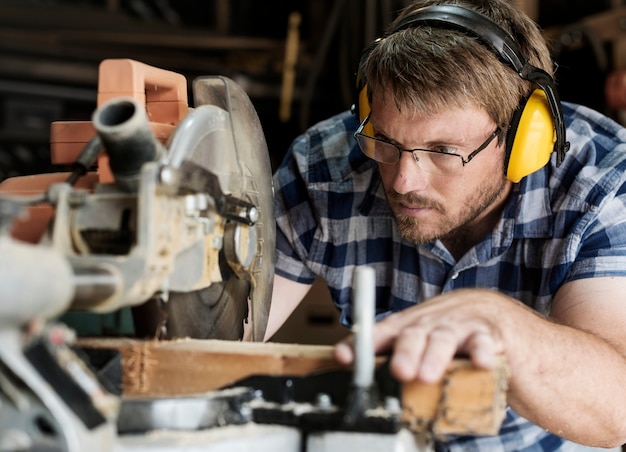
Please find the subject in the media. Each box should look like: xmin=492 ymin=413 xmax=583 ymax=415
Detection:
xmin=365 ymin=0 xmax=554 ymax=129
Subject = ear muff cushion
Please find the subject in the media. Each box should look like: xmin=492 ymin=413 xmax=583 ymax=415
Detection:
xmin=505 ymin=89 xmax=556 ymax=183
xmin=355 ymin=39 xmax=380 ymax=122
xmin=357 ymin=83 xmax=370 ymax=125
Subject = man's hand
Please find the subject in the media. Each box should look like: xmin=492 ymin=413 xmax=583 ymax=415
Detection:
xmin=334 ymin=279 xmax=626 ymax=446
xmin=334 ymin=288 xmax=511 ymax=383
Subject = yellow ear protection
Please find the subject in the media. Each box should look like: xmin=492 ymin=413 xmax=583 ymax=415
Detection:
xmin=354 ymin=4 xmax=570 ymax=182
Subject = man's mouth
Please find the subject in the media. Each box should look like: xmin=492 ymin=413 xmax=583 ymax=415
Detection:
xmin=394 ymin=199 xmax=439 ymax=216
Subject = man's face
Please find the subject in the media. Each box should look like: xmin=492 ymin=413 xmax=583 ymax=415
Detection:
xmin=369 ymin=92 xmax=511 ymax=247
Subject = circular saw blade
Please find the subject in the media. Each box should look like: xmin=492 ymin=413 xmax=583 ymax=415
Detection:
xmin=144 ymin=76 xmax=275 ymax=342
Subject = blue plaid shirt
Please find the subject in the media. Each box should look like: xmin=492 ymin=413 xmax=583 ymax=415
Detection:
xmin=273 ymin=103 xmax=626 ymax=451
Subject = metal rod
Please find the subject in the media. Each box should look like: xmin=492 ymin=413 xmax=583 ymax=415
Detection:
xmin=353 ymin=265 xmax=375 ymax=388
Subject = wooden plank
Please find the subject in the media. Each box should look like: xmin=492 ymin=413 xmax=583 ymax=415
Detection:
xmin=411 ymin=358 xmax=509 ymax=436
xmin=79 ymin=338 xmax=346 ymax=395
xmin=78 ymin=338 xmax=508 ymax=435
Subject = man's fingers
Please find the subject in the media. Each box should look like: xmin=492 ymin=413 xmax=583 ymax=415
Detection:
xmin=464 ymin=330 xmax=499 ymax=369
xmin=334 ymin=315 xmax=401 ymax=365
xmin=414 ymin=326 xmax=459 ymax=383
xmin=334 ymin=340 xmax=354 ymax=364
xmin=334 ymin=303 xmax=503 ymax=384
xmin=389 ymin=324 xmax=428 ymax=382
xmin=390 ymin=321 xmax=501 ymax=383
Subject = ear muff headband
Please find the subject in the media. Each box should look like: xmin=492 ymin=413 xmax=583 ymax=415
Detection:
xmin=355 ymin=4 xmax=570 ymax=180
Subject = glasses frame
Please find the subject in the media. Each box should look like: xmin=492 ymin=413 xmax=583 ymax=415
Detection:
xmin=354 ymin=114 xmax=501 ymax=171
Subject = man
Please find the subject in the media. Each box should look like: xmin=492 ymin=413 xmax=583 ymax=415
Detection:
xmin=266 ymin=0 xmax=626 ymax=450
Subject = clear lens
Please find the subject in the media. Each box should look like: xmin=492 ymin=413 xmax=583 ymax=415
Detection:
xmin=355 ymin=134 xmax=398 ymax=164
xmin=355 ymin=133 xmax=462 ymax=176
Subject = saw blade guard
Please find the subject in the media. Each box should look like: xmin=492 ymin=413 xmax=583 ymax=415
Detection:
xmin=158 ymin=76 xmax=276 ymax=342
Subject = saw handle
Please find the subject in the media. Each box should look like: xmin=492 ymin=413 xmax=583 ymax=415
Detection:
xmin=96 ymin=58 xmax=188 ymax=125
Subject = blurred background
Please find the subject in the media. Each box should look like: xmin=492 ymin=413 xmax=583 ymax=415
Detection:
xmin=0 ymin=0 xmax=622 ymax=181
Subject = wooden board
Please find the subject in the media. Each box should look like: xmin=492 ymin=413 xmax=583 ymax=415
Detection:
xmin=78 ymin=337 xmax=508 ymax=436
xmin=402 ymin=358 xmax=509 ymax=437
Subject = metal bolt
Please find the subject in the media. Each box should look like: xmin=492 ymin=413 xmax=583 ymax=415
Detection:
xmin=239 ymin=405 xmax=253 ymax=422
xmin=195 ymin=194 xmax=208 ymax=211
xmin=384 ymin=396 xmax=401 ymax=415
xmin=316 ymin=393 xmax=332 ymax=410
xmin=247 ymin=206 xmax=259 ymax=224
xmin=159 ymin=166 xmax=178 ymax=187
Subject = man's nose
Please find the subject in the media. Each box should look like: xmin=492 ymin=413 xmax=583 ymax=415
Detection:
xmin=391 ymin=151 xmax=429 ymax=194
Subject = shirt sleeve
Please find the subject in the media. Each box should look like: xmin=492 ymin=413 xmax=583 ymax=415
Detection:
xmin=273 ymin=131 xmax=319 ymax=284
xmin=552 ymin=105 xmax=626 ymax=285
xmin=564 ymin=179 xmax=626 ymax=282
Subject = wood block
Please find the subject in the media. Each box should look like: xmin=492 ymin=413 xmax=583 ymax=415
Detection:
xmin=78 ymin=338 xmax=345 ymax=396
xmin=77 ymin=338 xmax=508 ymax=436
xmin=401 ymin=358 xmax=509 ymax=436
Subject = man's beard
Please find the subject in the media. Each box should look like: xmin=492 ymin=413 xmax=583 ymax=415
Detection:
xmin=386 ymin=174 xmax=508 ymax=246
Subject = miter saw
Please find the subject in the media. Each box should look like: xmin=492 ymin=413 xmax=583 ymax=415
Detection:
xmin=0 ymin=59 xmax=275 ymax=342
xmin=0 ymin=58 xmax=279 ymax=450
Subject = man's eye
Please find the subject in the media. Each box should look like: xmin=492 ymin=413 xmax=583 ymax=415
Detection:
xmin=430 ymin=145 xmax=457 ymax=155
